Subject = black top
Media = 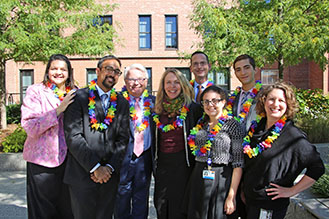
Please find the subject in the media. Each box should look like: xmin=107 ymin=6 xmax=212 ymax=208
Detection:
xmin=243 ymin=118 xmax=325 ymax=210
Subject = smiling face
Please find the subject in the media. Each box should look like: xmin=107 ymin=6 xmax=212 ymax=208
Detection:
xmin=48 ymin=60 xmax=69 ymax=89
xmin=234 ymin=58 xmax=256 ymax=90
xmin=96 ymin=59 xmax=121 ymax=92
xmin=190 ymin=53 xmax=211 ymax=83
xmin=265 ymin=88 xmax=287 ymax=125
xmin=202 ymin=90 xmax=226 ymax=120
xmin=124 ymin=68 xmax=148 ymax=97
xmin=164 ymin=72 xmax=181 ymax=99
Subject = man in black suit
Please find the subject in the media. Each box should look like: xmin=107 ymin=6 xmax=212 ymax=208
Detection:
xmin=114 ymin=64 xmax=155 ymax=219
xmin=64 ymin=55 xmax=129 ymax=219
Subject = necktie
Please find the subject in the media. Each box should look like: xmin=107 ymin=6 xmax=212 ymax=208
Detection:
xmin=133 ymin=97 xmax=144 ymax=157
xmin=239 ymin=91 xmax=250 ymax=113
xmin=101 ymin=94 xmax=108 ymax=113
xmin=196 ymin=84 xmax=202 ymax=103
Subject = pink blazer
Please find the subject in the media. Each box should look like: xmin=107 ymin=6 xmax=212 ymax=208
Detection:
xmin=21 ymin=83 xmax=67 ymax=167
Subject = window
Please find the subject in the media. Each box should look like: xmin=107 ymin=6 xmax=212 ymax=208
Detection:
xmin=93 ymin=15 xmax=113 ymax=27
xmin=213 ymin=68 xmax=230 ymax=90
xmin=87 ymin=69 xmax=97 ymax=84
xmin=261 ymin=69 xmax=279 ymax=85
xmin=165 ymin=67 xmax=191 ymax=81
xmin=165 ymin=15 xmax=178 ymax=49
xmin=139 ymin=15 xmax=151 ymax=49
xmin=146 ymin=68 xmax=152 ymax=93
xmin=20 ymin=69 xmax=34 ymax=102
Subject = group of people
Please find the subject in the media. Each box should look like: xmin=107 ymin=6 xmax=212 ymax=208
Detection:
xmin=21 ymin=52 xmax=325 ymax=219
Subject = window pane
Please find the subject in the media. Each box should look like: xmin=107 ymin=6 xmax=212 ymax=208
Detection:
xmin=20 ymin=70 xmax=34 ymax=100
xmin=87 ymin=69 xmax=97 ymax=84
xmin=146 ymin=68 xmax=152 ymax=93
xmin=139 ymin=16 xmax=151 ymax=49
xmin=261 ymin=70 xmax=278 ymax=85
xmin=165 ymin=15 xmax=177 ymax=48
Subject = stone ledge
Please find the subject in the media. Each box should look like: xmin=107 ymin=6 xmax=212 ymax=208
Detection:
xmin=0 ymin=153 xmax=26 ymax=171
xmin=300 ymin=198 xmax=329 ymax=219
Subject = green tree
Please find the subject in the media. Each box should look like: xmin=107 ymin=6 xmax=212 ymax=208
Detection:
xmin=190 ymin=0 xmax=329 ymax=77
xmin=0 ymin=0 xmax=118 ymax=129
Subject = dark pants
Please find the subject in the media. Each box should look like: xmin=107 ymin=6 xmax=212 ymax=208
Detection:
xmin=114 ymin=150 xmax=152 ymax=219
xmin=26 ymin=161 xmax=73 ymax=219
xmin=68 ymin=173 xmax=119 ymax=219
xmin=246 ymin=205 xmax=288 ymax=219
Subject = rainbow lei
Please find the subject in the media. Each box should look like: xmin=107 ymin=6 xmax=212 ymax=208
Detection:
xmin=226 ymin=80 xmax=262 ymax=123
xmin=47 ymin=82 xmax=71 ymax=102
xmin=242 ymin=115 xmax=287 ymax=158
xmin=88 ymin=79 xmax=117 ymax=131
xmin=190 ymin=79 xmax=214 ymax=88
xmin=121 ymin=86 xmax=152 ymax=132
xmin=188 ymin=111 xmax=228 ymax=157
xmin=153 ymin=105 xmax=189 ymax=132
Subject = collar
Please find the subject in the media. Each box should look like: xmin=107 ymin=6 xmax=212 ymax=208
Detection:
xmin=95 ymin=84 xmax=112 ymax=97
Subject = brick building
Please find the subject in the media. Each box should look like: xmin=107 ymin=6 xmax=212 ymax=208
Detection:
xmin=4 ymin=0 xmax=329 ymax=105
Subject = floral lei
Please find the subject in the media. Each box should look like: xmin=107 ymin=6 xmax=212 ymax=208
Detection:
xmin=243 ymin=114 xmax=287 ymax=158
xmin=188 ymin=111 xmax=229 ymax=157
xmin=153 ymin=105 xmax=189 ymax=132
xmin=121 ymin=86 xmax=152 ymax=132
xmin=226 ymin=80 xmax=262 ymax=123
xmin=47 ymin=82 xmax=71 ymax=102
xmin=190 ymin=79 xmax=214 ymax=88
xmin=88 ymin=79 xmax=117 ymax=131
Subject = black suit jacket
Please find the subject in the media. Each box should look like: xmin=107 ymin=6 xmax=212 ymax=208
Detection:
xmin=63 ymin=87 xmax=129 ymax=187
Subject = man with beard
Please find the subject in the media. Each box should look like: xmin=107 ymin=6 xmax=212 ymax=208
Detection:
xmin=64 ymin=55 xmax=129 ymax=219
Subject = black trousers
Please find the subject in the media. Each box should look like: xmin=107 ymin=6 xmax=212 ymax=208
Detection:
xmin=26 ymin=161 xmax=73 ymax=219
xmin=246 ymin=205 xmax=288 ymax=219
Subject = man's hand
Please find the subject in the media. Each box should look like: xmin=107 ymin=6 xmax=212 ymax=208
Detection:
xmin=91 ymin=166 xmax=112 ymax=184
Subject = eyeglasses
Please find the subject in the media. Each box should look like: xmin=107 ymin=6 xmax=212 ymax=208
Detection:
xmin=102 ymin=66 xmax=122 ymax=76
xmin=126 ymin=78 xmax=147 ymax=84
xmin=201 ymin=98 xmax=223 ymax=106
xmin=192 ymin=61 xmax=208 ymax=67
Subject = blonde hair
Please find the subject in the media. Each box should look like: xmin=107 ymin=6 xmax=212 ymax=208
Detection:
xmin=154 ymin=68 xmax=194 ymax=114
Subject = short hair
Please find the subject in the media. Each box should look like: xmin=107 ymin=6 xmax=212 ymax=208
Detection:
xmin=200 ymin=85 xmax=228 ymax=107
xmin=42 ymin=54 xmax=75 ymax=89
xmin=233 ymin=54 xmax=255 ymax=70
xmin=154 ymin=68 xmax=194 ymax=114
xmin=97 ymin=55 xmax=121 ymax=69
xmin=124 ymin=63 xmax=148 ymax=79
xmin=190 ymin=51 xmax=210 ymax=64
xmin=256 ymin=81 xmax=299 ymax=119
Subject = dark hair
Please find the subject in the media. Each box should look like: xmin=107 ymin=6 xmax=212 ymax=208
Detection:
xmin=200 ymin=85 xmax=228 ymax=106
xmin=42 ymin=54 xmax=75 ymax=89
xmin=256 ymin=81 xmax=298 ymax=119
xmin=233 ymin=54 xmax=256 ymax=70
xmin=97 ymin=55 xmax=121 ymax=69
xmin=190 ymin=51 xmax=210 ymax=64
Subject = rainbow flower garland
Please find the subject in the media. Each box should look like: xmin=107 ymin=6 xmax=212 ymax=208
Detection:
xmin=243 ymin=115 xmax=287 ymax=158
xmin=153 ymin=105 xmax=189 ymax=132
xmin=88 ymin=79 xmax=117 ymax=131
xmin=188 ymin=111 xmax=228 ymax=157
xmin=121 ymin=86 xmax=152 ymax=132
xmin=47 ymin=82 xmax=71 ymax=102
xmin=190 ymin=79 xmax=214 ymax=88
xmin=226 ymin=80 xmax=262 ymax=123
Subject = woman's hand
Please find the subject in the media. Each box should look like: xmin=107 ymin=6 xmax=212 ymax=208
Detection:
xmin=56 ymin=90 xmax=76 ymax=116
xmin=265 ymin=183 xmax=294 ymax=200
xmin=224 ymin=195 xmax=236 ymax=215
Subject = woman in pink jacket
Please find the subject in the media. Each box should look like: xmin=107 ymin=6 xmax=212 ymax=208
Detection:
xmin=21 ymin=54 xmax=76 ymax=218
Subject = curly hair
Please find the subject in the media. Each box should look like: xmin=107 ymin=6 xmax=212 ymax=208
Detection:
xmin=256 ymin=81 xmax=299 ymax=119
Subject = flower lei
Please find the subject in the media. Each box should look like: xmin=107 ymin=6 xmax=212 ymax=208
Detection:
xmin=88 ymin=79 xmax=117 ymax=131
xmin=242 ymin=114 xmax=287 ymax=158
xmin=226 ymin=80 xmax=262 ymax=123
xmin=47 ymin=82 xmax=71 ymax=102
xmin=153 ymin=105 xmax=189 ymax=132
xmin=190 ymin=79 xmax=214 ymax=88
xmin=188 ymin=111 xmax=228 ymax=157
xmin=121 ymin=86 xmax=152 ymax=132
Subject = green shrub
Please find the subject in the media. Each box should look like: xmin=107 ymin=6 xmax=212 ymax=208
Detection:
xmin=295 ymin=114 xmax=329 ymax=143
xmin=6 ymin=104 xmax=22 ymax=124
xmin=312 ymin=165 xmax=329 ymax=197
xmin=1 ymin=125 xmax=26 ymax=153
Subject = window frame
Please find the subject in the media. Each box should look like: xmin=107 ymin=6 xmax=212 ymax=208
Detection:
xmin=86 ymin=68 xmax=97 ymax=85
xmin=261 ymin=69 xmax=279 ymax=85
xmin=165 ymin=15 xmax=178 ymax=50
xmin=139 ymin=15 xmax=152 ymax=50
xmin=20 ymin=69 xmax=34 ymax=103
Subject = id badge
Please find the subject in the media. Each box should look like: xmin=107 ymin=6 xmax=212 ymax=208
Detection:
xmin=259 ymin=208 xmax=273 ymax=219
xmin=202 ymin=170 xmax=215 ymax=180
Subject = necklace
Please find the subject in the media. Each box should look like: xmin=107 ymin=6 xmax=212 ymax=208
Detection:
xmin=190 ymin=79 xmax=214 ymax=88
xmin=121 ymin=86 xmax=152 ymax=132
xmin=226 ymin=80 xmax=262 ymax=123
xmin=188 ymin=111 xmax=229 ymax=157
xmin=88 ymin=79 xmax=117 ymax=131
xmin=153 ymin=105 xmax=189 ymax=132
xmin=243 ymin=115 xmax=287 ymax=158
xmin=47 ymin=82 xmax=71 ymax=102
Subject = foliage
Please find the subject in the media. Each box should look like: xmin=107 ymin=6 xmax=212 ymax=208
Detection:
xmin=1 ymin=125 xmax=26 ymax=153
xmin=312 ymin=165 xmax=329 ymax=197
xmin=0 ymin=0 xmax=119 ymax=128
xmin=6 ymin=104 xmax=21 ymax=124
xmin=189 ymin=0 xmax=329 ymax=77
